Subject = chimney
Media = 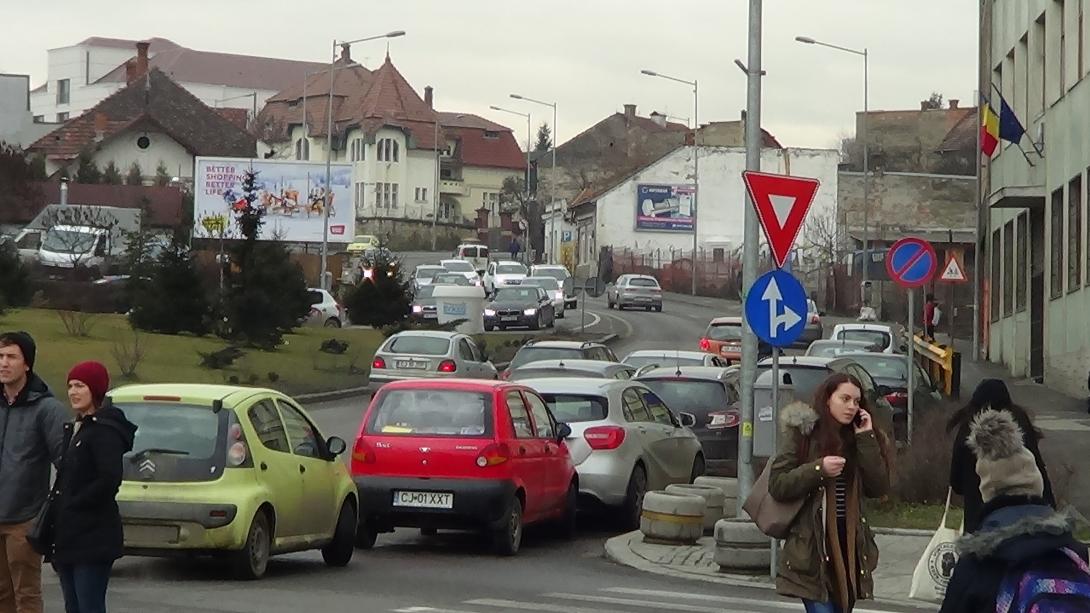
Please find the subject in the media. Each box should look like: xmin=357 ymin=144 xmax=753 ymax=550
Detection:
xmin=94 ymin=113 xmax=107 ymax=142
xmin=128 ymin=41 xmax=150 ymax=83
xmin=339 ymin=43 xmax=351 ymax=63
xmin=649 ymin=112 xmax=667 ymax=128
xmin=424 ymin=86 xmax=434 ymax=109
xmin=948 ymin=98 xmax=959 ymax=109
xmin=623 ymin=104 xmax=637 ymax=121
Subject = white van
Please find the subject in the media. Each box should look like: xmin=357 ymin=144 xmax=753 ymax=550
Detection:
xmin=454 ymin=243 xmax=490 ymax=274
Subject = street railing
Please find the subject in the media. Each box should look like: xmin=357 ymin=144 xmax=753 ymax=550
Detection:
xmin=905 ymin=332 xmax=962 ymax=399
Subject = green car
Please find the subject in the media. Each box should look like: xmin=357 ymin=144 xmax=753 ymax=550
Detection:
xmin=112 ymin=384 xmax=358 ymax=579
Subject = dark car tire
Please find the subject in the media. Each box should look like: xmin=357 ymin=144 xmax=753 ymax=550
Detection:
xmin=530 ymin=313 xmax=542 ymax=331
xmin=324 ymin=318 xmax=341 ymax=328
xmin=321 ymin=502 xmax=356 ymax=567
xmin=354 ymin=517 xmax=378 ymax=550
xmin=484 ymin=325 xmax=494 ymax=332
xmin=654 ymin=305 xmax=663 ymax=313
xmin=557 ymin=311 xmax=565 ymax=319
xmin=230 ymin=511 xmax=271 ymax=580
xmin=492 ymin=496 xmax=524 ymax=556
xmin=621 ymin=464 xmax=648 ymax=531
xmin=690 ymin=454 xmax=706 ymax=483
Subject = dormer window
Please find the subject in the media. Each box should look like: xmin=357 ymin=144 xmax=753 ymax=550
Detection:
xmin=377 ymin=138 xmax=399 ymax=162
xmin=483 ymin=131 xmax=499 ymax=140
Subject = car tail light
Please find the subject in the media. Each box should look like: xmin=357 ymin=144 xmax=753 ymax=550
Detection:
xmin=584 ymin=426 xmax=626 ymax=450
xmin=708 ymin=409 xmax=741 ymax=429
xmin=352 ymin=437 xmax=376 ymax=466
xmin=143 ymin=395 xmax=181 ymax=402
xmin=372 ymin=356 xmax=386 ymax=369
xmin=226 ymin=423 xmax=248 ymax=467
xmin=809 ymin=313 xmax=820 ymax=324
xmin=699 ymin=338 xmax=711 ymax=352
xmin=476 ymin=443 xmax=510 ymax=467
xmin=885 ymin=391 xmax=909 ymax=406
xmin=438 ymin=360 xmax=457 ymax=373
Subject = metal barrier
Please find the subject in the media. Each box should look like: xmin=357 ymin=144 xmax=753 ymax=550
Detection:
xmin=906 ymin=332 xmax=962 ymax=399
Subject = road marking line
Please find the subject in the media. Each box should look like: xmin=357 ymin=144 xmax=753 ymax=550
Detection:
xmin=569 ymin=311 xmax=602 ymax=332
xmin=599 ymin=311 xmax=635 ymax=339
xmin=599 ymin=588 xmax=900 ymax=613
xmin=394 ymin=607 xmax=481 ymax=613
xmin=465 ymin=598 xmax=630 ymax=613
xmin=544 ymin=592 xmax=756 ymax=612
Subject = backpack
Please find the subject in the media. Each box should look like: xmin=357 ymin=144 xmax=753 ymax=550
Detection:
xmin=996 ymin=547 xmax=1090 ymax=612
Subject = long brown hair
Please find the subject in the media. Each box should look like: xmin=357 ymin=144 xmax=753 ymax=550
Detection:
xmin=809 ymin=372 xmax=893 ymax=472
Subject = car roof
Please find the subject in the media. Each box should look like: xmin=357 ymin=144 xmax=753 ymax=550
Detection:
xmin=440 ymin=259 xmax=469 ymax=265
xmin=626 ymin=350 xmax=709 ymax=359
xmin=637 ymin=366 xmax=733 ymax=381
xmin=518 ymin=377 xmax=634 ymax=394
xmin=521 ymin=340 xmax=601 ymax=349
xmin=757 ymin=356 xmax=841 ymax=368
xmin=710 ymin=316 xmax=743 ymax=325
xmin=833 ymin=323 xmax=894 ymax=332
xmin=388 ymin=330 xmax=459 ymax=339
xmin=524 ymin=276 xmax=559 ymax=282
xmin=494 ymin=260 xmax=524 ymax=266
xmin=378 ymin=378 xmax=517 ymax=392
xmin=532 ymin=264 xmax=567 ymax=270
xmin=513 ymin=359 xmax=621 ymax=371
xmin=416 ymin=264 xmax=445 ymax=270
xmin=110 ymin=383 xmax=277 ymax=407
xmin=810 ymin=339 xmax=872 ymax=346
xmin=839 ymin=352 xmax=906 ymax=362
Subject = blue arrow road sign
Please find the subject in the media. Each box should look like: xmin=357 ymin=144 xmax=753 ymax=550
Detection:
xmin=745 ymin=269 xmax=808 ymax=348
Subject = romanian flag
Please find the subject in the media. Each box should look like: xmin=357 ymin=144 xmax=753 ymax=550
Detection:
xmin=981 ymin=100 xmax=1000 ymax=157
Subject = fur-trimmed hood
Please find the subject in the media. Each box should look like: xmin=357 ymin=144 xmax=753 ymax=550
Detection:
xmin=958 ymin=501 xmax=1080 ymax=559
xmin=780 ymin=401 xmax=818 ymax=436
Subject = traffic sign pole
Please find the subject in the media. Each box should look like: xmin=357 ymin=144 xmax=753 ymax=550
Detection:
xmin=907 ymin=289 xmax=915 ymax=445
xmin=885 ymin=237 xmax=937 ymax=446
xmin=769 ymin=344 xmax=780 ymax=578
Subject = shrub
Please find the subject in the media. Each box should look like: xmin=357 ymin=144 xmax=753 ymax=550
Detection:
xmin=891 ymin=408 xmax=954 ymax=505
xmin=129 ymin=241 xmax=211 ymax=335
xmin=57 ymin=310 xmax=97 ymax=337
xmin=0 ymin=240 xmax=30 ymax=311
xmin=199 ymin=346 xmax=244 ymax=370
xmin=111 ymin=326 xmax=147 ymax=379
xmin=344 ymin=250 xmax=411 ymax=328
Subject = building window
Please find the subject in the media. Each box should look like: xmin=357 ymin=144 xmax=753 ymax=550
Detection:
xmin=295 ymin=138 xmax=310 ymax=161
xmin=415 ymin=187 xmax=428 ymax=202
xmin=1037 ymin=13 xmax=1047 ymax=109
xmin=355 ymin=182 xmax=366 ymax=213
xmin=375 ymin=183 xmax=399 ymax=210
xmin=56 ymin=112 xmax=69 ymax=122
xmin=350 ymin=138 xmax=365 ymax=162
xmin=377 ymin=138 xmax=399 ymax=162
xmin=1070 ymin=175 xmax=1083 ymax=290
xmin=56 ymin=79 xmax=70 ymax=105
xmin=1004 ymin=221 xmax=1015 ymax=317
xmin=391 ymin=183 xmax=399 ymax=208
xmin=483 ymin=131 xmax=499 ymax=140
xmin=482 ymin=191 xmax=499 ymax=217
xmin=991 ymin=228 xmax=1002 ymax=322
xmin=1059 ymin=0 xmax=1067 ymax=92
xmin=33 ymin=115 xmax=43 ymax=123
xmin=1016 ymin=213 xmax=1028 ymax=312
xmin=1051 ymin=186 xmax=1064 ymax=299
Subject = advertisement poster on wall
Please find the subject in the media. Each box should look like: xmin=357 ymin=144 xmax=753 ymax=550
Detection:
xmin=194 ymin=157 xmax=354 ymax=243
xmin=635 ymin=184 xmax=694 ymax=232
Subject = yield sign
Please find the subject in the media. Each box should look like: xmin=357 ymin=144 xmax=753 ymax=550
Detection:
xmin=939 ymin=253 xmax=968 ymax=283
xmin=742 ymin=171 xmax=821 ymax=268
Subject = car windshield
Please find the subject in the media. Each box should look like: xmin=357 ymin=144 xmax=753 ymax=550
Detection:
xmin=848 ymin=355 xmax=908 ymax=380
xmin=625 ymin=355 xmax=704 ymax=368
xmin=806 ymin=341 xmax=875 ymax=358
xmin=367 ymin=390 xmax=492 ymax=437
xmin=433 ymin=274 xmax=469 ymax=285
xmin=838 ymin=329 xmax=892 ymax=349
xmin=523 ymin=277 xmax=560 ymax=290
xmin=415 ymin=267 xmax=445 ymax=280
xmin=443 ymin=261 xmax=474 ymax=272
xmin=459 ymin=246 xmax=486 ymax=258
xmin=629 ymin=277 xmax=660 ymax=288
xmin=41 ymin=229 xmax=98 ymax=254
xmin=510 ymin=347 xmax=583 ymax=369
xmin=494 ymin=288 xmax=538 ymax=302
xmin=706 ymin=323 xmax=743 ymax=341
xmin=540 ymin=394 xmax=608 ymax=423
xmin=307 ymin=290 xmax=324 ymax=305
xmin=533 ymin=268 xmax=569 ymax=281
xmin=497 ymin=263 xmax=527 ymax=275
xmin=640 ymin=379 xmax=727 ymax=411
xmin=414 ymin=286 xmax=436 ymax=299
xmin=115 ymin=402 xmax=226 ymax=482
xmin=386 ymin=335 xmax=451 ymax=356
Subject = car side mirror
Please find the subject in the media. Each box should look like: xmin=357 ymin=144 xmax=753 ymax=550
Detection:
xmin=556 ymin=423 xmax=573 ymax=441
xmin=326 ymin=436 xmax=347 ymax=457
xmin=678 ymin=412 xmax=697 ymax=428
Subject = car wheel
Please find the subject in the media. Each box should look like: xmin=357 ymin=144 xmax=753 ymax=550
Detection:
xmin=621 ymin=464 xmax=648 ymax=531
xmin=321 ymin=502 xmax=356 ymax=567
xmin=492 ymin=496 xmax=524 ymax=556
xmin=607 ymin=300 xmax=614 ymax=309
xmin=324 ymin=317 xmax=341 ymax=328
xmin=554 ymin=481 xmax=578 ymax=540
xmin=690 ymin=454 xmax=706 ymax=483
xmin=484 ymin=325 xmax=494 ymax=332
xmin=654 ymin=305 xmax=663 ymax=313
xmin=645 ymin=306 xmax=652 ymax=312
xmin=530 ymin=313 xmax=541 ymax=331
xmin=354 ymin=517 xmax=378 ymax=550
xmin=230 ymin=511 xmax=271 ymax=580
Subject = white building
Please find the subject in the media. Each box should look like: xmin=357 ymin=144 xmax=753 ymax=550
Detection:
xmin=982 ymin=0 xmax=1090 ymax=396
xmin=0 ymin=74 xmax=54 ymax=148
xmin=29 ymin=37 xmax=324 ymax=124
xmin=563 ymin=146 xmax=839 ymax=269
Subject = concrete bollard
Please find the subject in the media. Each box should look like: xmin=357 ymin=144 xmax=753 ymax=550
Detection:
xmin=694 ymin=476 xmax=739 ymax=515
xmin=664 ymin=483 xmax=726 ymax=533
xmin=714 ymin=518 xmax=771 ymax=571
xmin=640 ymin=491 xmax=705 ymax=545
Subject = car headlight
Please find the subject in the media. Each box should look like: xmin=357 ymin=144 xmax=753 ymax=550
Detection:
xmin=484 ymin=309 xmax=496 ymax=317
xmin=412 ymin=305 xmax=422 ymax=313
xmin=523 ymin=308 xmax=536 ymax=316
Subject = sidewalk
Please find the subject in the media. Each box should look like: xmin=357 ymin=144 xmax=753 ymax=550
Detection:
xmin=605 ymin=529 xmax=937 ymax=610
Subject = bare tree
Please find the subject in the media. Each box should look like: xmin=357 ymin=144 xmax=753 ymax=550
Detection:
xmin=800 ymin=209 xmax=842 ymax=268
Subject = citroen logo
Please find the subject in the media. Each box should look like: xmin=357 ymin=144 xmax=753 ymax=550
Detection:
xmin=139 ymin=459 xmax=156 ymax=475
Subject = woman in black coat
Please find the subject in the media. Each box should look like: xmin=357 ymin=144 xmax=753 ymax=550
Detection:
xmin=51 ymin=362 xmax=135 ymax=613
xmin=947 ymin=379 xmax=1054 ymax=533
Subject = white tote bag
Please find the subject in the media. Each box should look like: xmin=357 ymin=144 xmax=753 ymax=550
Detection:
xmin=909 ymin=488 xmax=963 ymax=601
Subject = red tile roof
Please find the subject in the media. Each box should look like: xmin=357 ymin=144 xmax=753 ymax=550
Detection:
xmin=214 ymin=108 xmax=250 ymax=131
xmin=438 ymin=113 xmax=512 ymax=132
xmin=27 ymin=68 xmax=256 ymax=161
xmin=335 ymin=56 xmax=446 ymax=150
xmin=446 ymin=125 xmax=526 ymax=171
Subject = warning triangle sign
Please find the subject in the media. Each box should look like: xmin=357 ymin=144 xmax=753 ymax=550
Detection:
xmin=939 ymin=253 xmax=967 ymax=282
xmin=742 ymin=171 xmax=821 ymax=269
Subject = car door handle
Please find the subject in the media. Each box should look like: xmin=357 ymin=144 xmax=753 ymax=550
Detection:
xmin=519 ymin=446 xmax=527 ymax=456
xmin=260 ymin=462 xmax=268 ymax=471
xmin=299 ymin=465 xmax=306 ymax=474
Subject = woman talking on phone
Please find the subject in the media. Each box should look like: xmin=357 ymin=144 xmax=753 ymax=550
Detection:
xmin=769 ymin=373 xmax=894 ymax=613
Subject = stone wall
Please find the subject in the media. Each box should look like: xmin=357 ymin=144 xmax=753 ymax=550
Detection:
xmin=838 ymin=171 xmax=976 ymax=237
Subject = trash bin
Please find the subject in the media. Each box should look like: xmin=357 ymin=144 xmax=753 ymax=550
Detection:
xmin=433 ymin=285 xmax=487 ymax=335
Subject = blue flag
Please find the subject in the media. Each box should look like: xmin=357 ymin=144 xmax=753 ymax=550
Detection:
xmin=998 ymin=95 xmax=1026 ymax=144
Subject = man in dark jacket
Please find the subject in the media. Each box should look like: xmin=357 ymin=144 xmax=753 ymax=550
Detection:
xmin=0 ymin=332 xmax=68 ymax=613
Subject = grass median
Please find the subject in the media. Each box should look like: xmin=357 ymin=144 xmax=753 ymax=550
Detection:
xmin=0 ymin=308 xmax=382 ymax=397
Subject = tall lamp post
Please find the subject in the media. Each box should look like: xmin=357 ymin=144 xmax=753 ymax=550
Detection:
xmin=320 ymin=30 xmax=405 ymax=290
xmin=641 ymin=69 xmax=699 ymax=296
xmin=510 ymin=94 xmax=557 ymax=264
xmin=490 ymin=105 xmax=532 ymax=258
xmin=796 ymin=36 xmax=869 ymax=292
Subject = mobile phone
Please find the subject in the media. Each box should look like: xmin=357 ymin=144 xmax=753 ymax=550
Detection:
xmin=853 ymin=412 xmax=865 ymax=427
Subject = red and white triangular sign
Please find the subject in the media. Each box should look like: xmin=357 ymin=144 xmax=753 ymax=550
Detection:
xmin=742 ymin=171 xmax=821 ymax=268
xmin=939 ymin=253 xmax=967 ymax=282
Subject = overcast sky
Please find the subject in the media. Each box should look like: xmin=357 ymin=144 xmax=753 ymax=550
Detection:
xmin=5 ymin=0 xmax=977 ymax=150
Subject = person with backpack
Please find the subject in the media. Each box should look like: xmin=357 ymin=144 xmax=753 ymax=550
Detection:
xmin=947 ymin=379 xmax=1054 ymax=534
xmin=939 ymin=409 xmax=1088 ymax=613
xmin=769 ymin=373 xmax=894 ymax=612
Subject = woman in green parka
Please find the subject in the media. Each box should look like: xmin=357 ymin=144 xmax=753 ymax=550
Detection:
xmin=769 ymin=372 xmax=893 ymax=613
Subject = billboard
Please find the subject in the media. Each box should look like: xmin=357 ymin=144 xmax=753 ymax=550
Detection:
xmin=635 ymin=184 xmax=694 ymax=232
xmin=194 ymin=157 xmax=354 ymax=243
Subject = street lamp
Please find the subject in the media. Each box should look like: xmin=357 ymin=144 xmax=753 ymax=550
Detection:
xmin=796 ymin=35 xmax=870 ymax=292
xmin=642 ymin=69 xmax=699 ymax=296
xmin=320 ymin=30 xmax=405 ymax=290
xmin=511 ymin=93 xmax=558 ymax=264
xmin=489 ymin=105 xmax=532 ymax=202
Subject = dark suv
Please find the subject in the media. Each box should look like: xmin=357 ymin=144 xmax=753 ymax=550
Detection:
xmin=502 ymin=340 xmax=618 ymax=380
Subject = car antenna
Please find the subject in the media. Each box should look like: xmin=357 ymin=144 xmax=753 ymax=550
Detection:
xmin=675 ymin=350 xmax=682 ymax=376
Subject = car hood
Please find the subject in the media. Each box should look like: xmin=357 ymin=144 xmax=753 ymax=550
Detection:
xmin=488 ymin=300 xmax=538 ymax=310
xmin=412 ymin=298 xmax=438 ymax=307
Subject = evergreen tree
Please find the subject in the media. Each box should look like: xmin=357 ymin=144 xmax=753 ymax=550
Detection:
xmin=74 ymin=149 xmax=101 ymax=184
xmin=129 ymin=238 xmax=211 ymax=335
xmin=534 ymin=122 xmax=552 ymax=152
xmin=344 ymin=250 xmax=411 ymax=327
xmin=0 ymin=238 xmax=31 ymax=312
xmin=126 ymin=162 xmax=143 ymax=185
xmin=154 ymin=160 xmax=171 ymax=186
xmin=102 ymin=160 xmax=123 ymax=185
xmin=29 ymin=154 xmax=47 ymax=181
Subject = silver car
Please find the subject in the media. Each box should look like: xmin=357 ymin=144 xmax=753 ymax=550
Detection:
xmin=507 ymin=359 xmax=638 ymax=381
xmin=521 ymin=276 xmax=567 ymax=318
xmin=622 ymin=350 xmax=729 ymax=369
xmin=520 ymin=378 xmax=703 ymax=529
xmin=369 ymin=331 xmax=497 ymax=387
xmin=530 ymin=265 xmax=576 ymax=309
xmin=606 ymin=274 xmax=663 ymax=312
xmin=304 ymin=288 xmax=345 ymax=328
xmin=805 ymin=339 xmax=880 ymax=358
xmin=411 ymin=265 xmax=447 ymax=294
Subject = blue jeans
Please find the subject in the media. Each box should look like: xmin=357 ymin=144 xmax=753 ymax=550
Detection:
xmin=54 ymin=562 xmax=113 ymax=613
xmin=802 ymin=600 xmax=842 ymax=613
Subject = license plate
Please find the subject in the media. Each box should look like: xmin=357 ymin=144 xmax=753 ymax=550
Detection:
xmin=393 ymin=491 xmax=454 ymax=509
xmin=124 ymin=524 xmax=180 ymax=543
xmin=395 ymin=360 xmax=428 ymax=370
xmin=501 ymin=316 xmax=518 ymax=322
xmin=636 ymin=296 xmax=651 ymax=301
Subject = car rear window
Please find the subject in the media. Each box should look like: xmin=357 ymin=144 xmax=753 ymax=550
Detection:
xmin=640 ymin=379 xmax=727 ymax=411
xmin=497 ymin=263 xmax=527 ymax=275
xmin=510 ymin=347 xmax=583 ymax=369
xmin=414 ymin=286 xmax=436 ymax=299
xmin=387 ymin=336 xmax=451 ymax=356
xmin=706 ymin=323 xmax=743 ymax=341
xmin=540 ymin=394 xmax=608 ymax=423
xmin=629 ymin=277 xmax=660 ymax=288
xmin=838 ymin=330 xmax=892 ymax=349
xmin=416 ymin=267 xmax=444 ymax=280
xmin=116 ymin=402 xmax=227 ymax=482
xmin=848 ymin=355 xmax=908 ymax=380
xmin=533 ymin=268 xmax=568 ymax=281
xmin=434 ymin=274 xmax=469 ymax=285
xmin=366 ymin=390 xmax=492 ymax=437
xmin=443 ymin=261 xmax=474 ymax=272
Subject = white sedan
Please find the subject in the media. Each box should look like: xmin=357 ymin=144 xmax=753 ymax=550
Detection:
xmin=440 ymin=259 xmax=483 ymax=287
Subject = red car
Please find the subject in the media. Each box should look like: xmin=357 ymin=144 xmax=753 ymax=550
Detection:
xmin=351 ymin=379 xmax=577 ymax=556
